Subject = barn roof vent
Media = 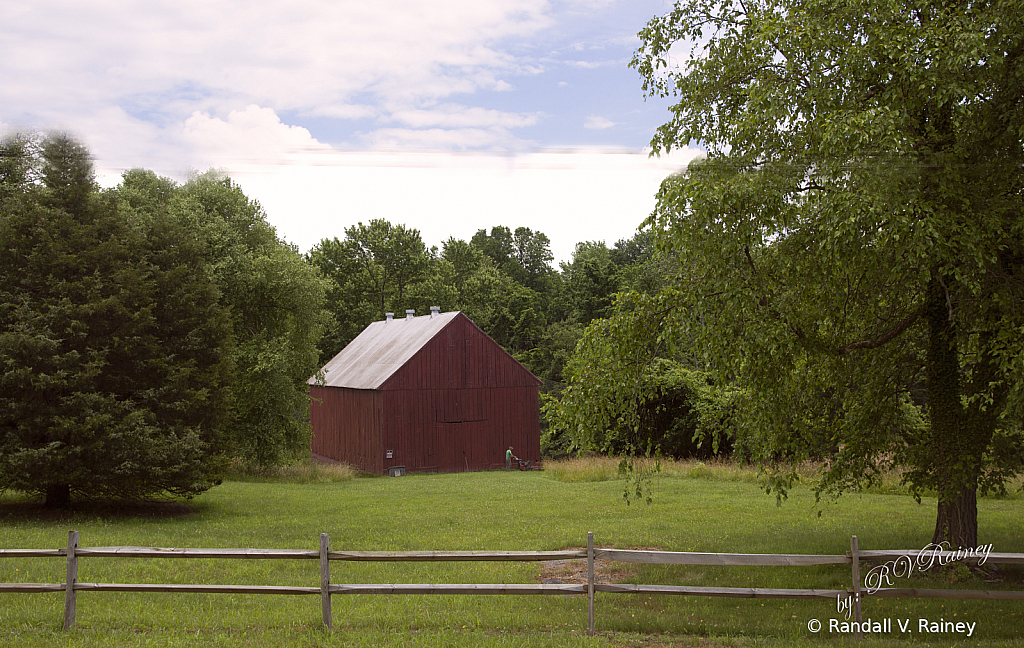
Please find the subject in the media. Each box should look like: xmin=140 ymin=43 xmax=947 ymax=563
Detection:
xmin=430 ymin=306 xmax=440 ymax=318
xmin=385 ymin=312 xmax=394 ymax=322
xmin=405 ymin=309 xmax=415 ymax=320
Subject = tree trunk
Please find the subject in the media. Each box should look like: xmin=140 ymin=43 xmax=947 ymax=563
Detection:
xmin=933 ymin=484 xmax=979 ymax=547
xmin=925 ymin=274 xmax=980 ymax=547
xmin=45 ymin=483 xmax=71 ymax=508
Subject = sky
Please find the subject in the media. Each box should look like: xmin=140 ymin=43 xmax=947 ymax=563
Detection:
xmin=1 ymin=0 xmax=703 ymax=264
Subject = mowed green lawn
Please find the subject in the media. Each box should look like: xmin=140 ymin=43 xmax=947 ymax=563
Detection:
xmin=1 ymin=460 xmax=1022 ymax=647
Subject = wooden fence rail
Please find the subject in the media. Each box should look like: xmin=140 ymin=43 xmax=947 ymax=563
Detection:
xmin=2 ymin=531 xmax=1023 ymax=635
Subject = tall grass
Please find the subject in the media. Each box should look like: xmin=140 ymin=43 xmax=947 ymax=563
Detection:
xmin=543 ymin=455 xmax=627 ymax=482
xmin=545 ymin=456 xmax=1024 ymax=500
xmin=544 ymin=456 xmax=765 ymax=484
xmin=224 ymin=457 xmax=360 ymax=484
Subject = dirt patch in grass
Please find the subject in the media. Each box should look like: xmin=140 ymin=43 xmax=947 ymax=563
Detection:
xmin=539 ymin=548 xmax=655 ymax=585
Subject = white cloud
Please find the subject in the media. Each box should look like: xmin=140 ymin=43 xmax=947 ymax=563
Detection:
xmin=584 ymin=115 xmax=616 ymax=130
xmin=0 ymin=0 xmax=553 ymax=143
xmin=1 ymin=0 xmax=702 ymax=263
xmin=182 ymin=105 xmax=331 ymax=167
xmin=566 ymin=59 xmax=619 ymax=69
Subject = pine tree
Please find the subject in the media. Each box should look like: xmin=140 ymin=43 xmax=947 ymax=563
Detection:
xmin=0 ymin=134 xmax=233 ymax=506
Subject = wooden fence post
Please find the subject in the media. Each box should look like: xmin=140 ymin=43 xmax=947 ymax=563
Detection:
xmin=850 ymin=535 xmax=862 ymax=640
xmin=320 ymin=533 xmax=332 ymax=629
xmin=64 ymin=530 xmax=79 ymax=631
xmin=587 ymin=531 xmax=595 ymax=635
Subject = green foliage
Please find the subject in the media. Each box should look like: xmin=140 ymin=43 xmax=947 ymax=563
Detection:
xmin=39 ymin=132 xmax=95 ymax=214
xmin=460 ymin=227 xmax=557 ymax=355
xmin=307 ymin=219 xmax=434 ymax=361
xmin=1 ymin=136 xmax=329 ymax=498
xmin=560 ymin=241 xmax=619 ymax=324
xmin=534 ymin=231 xmax=676 ymax=390
xmin=547 ymin=288 xmax=742 ymax=462
xmin=636 ymin=359 xmax=742 ymax=459
xmin=543 ymin=295 xmax=661 ymax=457
xmin=308 ymin=221 xmax=670 ymax=396
xmin=524 ymin=321 xmax=585 ymax=385
xmin=631 ymin=0 xmax=1024 ymax=544
xmin=336 ymin=219 xmax=432 ymax=312
xmin=309 ymin=224 xmax=559 ymax=363
xmin=437 ymin=237 xmax=510 ymax=328
xmin=480 ymin=275 xmax=548 ymax=355
xmin=0 ymin=131 xmax=40 ymax=198
xmin=471 ymin=225 xmax=555 ymax=293
xmin=611 ymin=230 xmax=675 ymax=296
xmin=0 ymin=134 xmax=234 ymax=505
xmin=163 ymin=172 xmax=330 ymax=467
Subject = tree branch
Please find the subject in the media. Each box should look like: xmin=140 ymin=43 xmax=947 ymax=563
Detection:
xmin=834 ymin=309 xmax=921 ymax=354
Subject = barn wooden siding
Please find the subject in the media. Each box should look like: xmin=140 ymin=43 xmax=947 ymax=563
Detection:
xmin=381 ymin=387 xmax=539 ymax=473
xmin=310 ymin=313 xmax=541 ymax=474
xmin=382 ymin=315 xmax=539 ymax=391
xmin=310 ymin=386 xmax=384 ymax=473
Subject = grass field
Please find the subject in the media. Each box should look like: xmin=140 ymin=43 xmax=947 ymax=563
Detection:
xmin=1 ymin=458 xmax=1022 ymax=647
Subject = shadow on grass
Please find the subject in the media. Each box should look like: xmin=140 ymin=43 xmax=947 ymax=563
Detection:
xmin=0 ymin=493 xmax=206 ymax=523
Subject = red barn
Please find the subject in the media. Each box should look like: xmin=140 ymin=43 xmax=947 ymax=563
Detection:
xmin=309 ymin=308 xmax=541 ymax=474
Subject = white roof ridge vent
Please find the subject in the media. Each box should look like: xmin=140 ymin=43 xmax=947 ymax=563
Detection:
xmin=430 ymin=306 xmax=440 ymax=318
xmin=405 ymin=309 xmax=415 ymax=320
xmin=385 ymin=312 xmax=394 ymax=322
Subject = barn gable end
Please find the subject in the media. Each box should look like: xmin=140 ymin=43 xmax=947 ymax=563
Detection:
xmin=309 ymin=311 xmax=541 ymax=474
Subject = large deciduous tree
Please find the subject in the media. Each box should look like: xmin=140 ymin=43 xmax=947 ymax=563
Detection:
xmin=628 ymin=0 xmax=1024 ymax=545
xmin=308 ymin=220 xmax=433 ymax=361
xmin=471 ymin=226 xmax=555 ymax=293
xmin=159 ymin=172 xmax=329 ymax=467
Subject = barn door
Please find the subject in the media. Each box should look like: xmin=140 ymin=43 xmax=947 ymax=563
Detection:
xmin=436 ymin=421 xmax=491 ymax=472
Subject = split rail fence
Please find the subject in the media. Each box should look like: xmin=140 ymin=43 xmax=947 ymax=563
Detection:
xmin=2 ymin=531 xmax=1024 ymax=634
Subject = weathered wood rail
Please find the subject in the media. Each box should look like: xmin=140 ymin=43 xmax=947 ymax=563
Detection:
xmin=2 ymin=531 xmax=1023 ymax=634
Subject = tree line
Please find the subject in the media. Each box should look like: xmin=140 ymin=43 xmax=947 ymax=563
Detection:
xmin=306 ymin=221 xmax=671 ymax=384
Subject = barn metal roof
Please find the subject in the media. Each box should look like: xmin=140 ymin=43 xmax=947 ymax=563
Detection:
xmin=310 ymin=311 xmax=462 ymax=389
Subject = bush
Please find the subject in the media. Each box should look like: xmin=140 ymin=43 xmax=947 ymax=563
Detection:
xmin=632 ymin=359 xmax=740 ymax=458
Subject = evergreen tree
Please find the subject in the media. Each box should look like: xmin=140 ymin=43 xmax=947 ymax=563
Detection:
xmin=0 ymin=134 xmax=233 ymax=506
